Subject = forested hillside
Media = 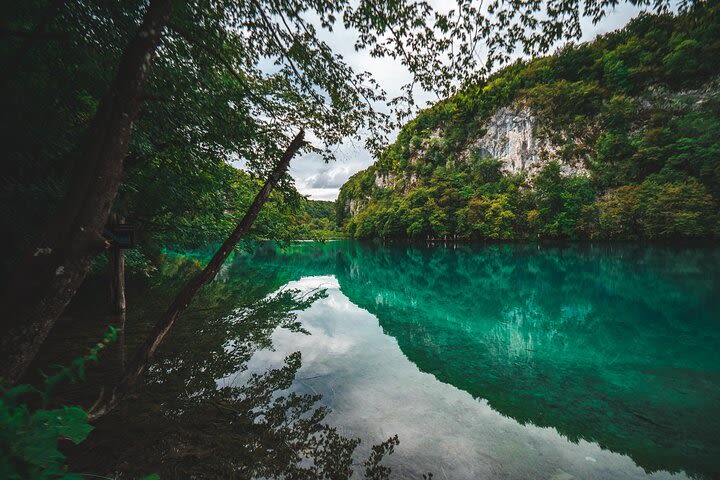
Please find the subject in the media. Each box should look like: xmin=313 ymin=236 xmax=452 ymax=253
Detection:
xmin=301 ymin=200 xmax=343 ymax=239
xmin=337 ymin=2 xmax=720 ymax=241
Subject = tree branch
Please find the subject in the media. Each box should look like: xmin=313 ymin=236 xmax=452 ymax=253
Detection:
xmin=88 ymin=129 xmax=306 ymax=419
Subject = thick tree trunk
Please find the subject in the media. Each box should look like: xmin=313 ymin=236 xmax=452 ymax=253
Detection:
xmin=0 ymin=0 xmax=173 ymax=386
xmin=89 ymin=130 xmax=306 ymax=419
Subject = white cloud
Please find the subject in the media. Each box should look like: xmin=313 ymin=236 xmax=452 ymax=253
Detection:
xmin=290 ymin=147 xmax=374 ymax=200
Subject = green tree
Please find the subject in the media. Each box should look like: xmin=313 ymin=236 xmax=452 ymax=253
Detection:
xmin=534 ymin=162 xmax=565 ymax=236
xmin=602 ymin=51 xmax=633 ymax=93
xmin=638 ymin=179 xmax=717 ymax=238
xmin=596 ymin=185 xmax=642 ymax=239
xmin=663 ymin=37 xmax=701 ymax=86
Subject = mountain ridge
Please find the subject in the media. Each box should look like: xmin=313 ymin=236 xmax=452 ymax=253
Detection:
xmin=337 ymin=2 xmax=720 ymax=241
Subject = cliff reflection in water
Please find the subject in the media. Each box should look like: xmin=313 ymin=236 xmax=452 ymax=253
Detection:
xmin=236 ymin=241 xmax=720 ymax=479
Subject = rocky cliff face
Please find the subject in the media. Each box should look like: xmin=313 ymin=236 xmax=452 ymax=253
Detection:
xmin=469 ymin=105 xmax=586 ymax=176
xmin=470 ymin=106 xmax=549 ymax=174
xmin=374 ymin=172 xmax=397 ymax=189
xmin=466 ymin=102 xmax=598 ymax=179
xmin=369 ymin=103 xmax=586 ymax=193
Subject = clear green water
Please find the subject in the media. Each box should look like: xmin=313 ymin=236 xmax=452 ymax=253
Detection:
xmin=41 ymin=241 xmax=720 ymax=479
xmin=231 ymin=241 xmax=720 ymax=479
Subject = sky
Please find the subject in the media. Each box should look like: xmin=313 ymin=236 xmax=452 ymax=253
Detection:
xmin=288 ymin=3 xmax=647 ymax=201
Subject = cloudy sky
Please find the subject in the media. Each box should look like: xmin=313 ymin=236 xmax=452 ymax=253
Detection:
xmin=288 ymin=3 xmax=647 ymax=201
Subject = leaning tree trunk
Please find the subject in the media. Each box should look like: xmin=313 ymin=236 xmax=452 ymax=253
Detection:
xmin=0 ymin=0 xmax=174 ymax=386
xmin=89 ymin=130 xmax=306 ymax=419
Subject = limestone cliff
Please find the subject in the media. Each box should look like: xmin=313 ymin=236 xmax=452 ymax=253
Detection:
xmin=469 ymin=106 xmax=586 ymax=176
xmin=363 ymin=102 xmax=586 ymax=198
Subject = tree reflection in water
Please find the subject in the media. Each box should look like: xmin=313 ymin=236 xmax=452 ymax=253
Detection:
xmin=38 ymin=256 xmax=402 ymax=479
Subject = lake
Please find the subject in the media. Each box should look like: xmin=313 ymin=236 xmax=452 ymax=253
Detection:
xmin=45 ymin=241 xmax=720 ymax=479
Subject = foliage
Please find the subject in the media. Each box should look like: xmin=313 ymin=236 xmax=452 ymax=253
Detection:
xmin=298 ymin=200 xmax=344 ymax=240
xmin=0 ymin=327 xmax=117 ymax=480
xmin=5 ymin=0 xmax=710 ymax=476
xmin=597 ymin=178 xmax=718 ymax=239
xmin=338 ymin=2 xmax=720 ymax=241
xmin=1 ymin=0 xmax=703 ymax=273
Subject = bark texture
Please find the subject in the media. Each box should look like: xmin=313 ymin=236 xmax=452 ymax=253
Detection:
xmin=0 ymin=0 xmax=173 ymax=386
xmin=89 ymin=130 xmax=306 ymax=419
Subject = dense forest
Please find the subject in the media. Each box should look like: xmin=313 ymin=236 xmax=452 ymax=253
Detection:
xmin=337 ymin=2 xmax=720 ymax=241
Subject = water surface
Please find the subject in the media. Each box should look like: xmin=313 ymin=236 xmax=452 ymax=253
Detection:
xmin=42 ymin=241 xmax=720 ymax=479
xmin=232 ymin=242 xmax=720 ymax=479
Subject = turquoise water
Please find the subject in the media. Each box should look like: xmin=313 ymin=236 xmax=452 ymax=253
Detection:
xmin=229 ymin=242 xmax=720 ymax=479
xmin=45 ymin=241 xmax=720 ymax=478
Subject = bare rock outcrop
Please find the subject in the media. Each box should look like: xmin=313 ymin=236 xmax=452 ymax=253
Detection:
xmin=470 ymin=105 xmax=587 ymax=176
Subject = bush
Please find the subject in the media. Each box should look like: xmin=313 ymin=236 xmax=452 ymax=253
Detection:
xmin=596 ymin=179 xmax=718 ymax=239
xmin=0 ymin=328 xmax=118 ymax=480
